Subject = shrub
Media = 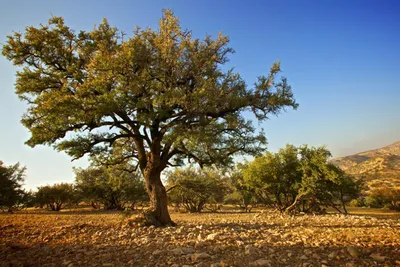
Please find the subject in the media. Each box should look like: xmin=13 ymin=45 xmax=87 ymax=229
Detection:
xmin=167 ymin=167 xmax=230 ymax=213
xmin=36 ymin=183 xmax=76 ymax=211
xmin=0 ymin=161 xmax=27 ymax=212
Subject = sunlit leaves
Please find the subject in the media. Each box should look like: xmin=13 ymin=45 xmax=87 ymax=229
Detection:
xmin=2 ymin=10 xmax=297 ymax=172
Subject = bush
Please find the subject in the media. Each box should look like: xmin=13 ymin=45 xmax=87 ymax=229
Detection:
xmin=167 ymin=167 xmax=230 ymax=213
xmin=365 ymin=195 xmax=382 ymax=208
xmin=349 ymin=197 xmax=365 ymax=207
xmin=0 ymin=161 xmax=27 ymax=212
xmin=366 ymin=186 xmax=400 ymax=210
xmin=36 ymin=183 xmax=76 ymax=211
xmin=74 ymin=164 xmax=148 ymax=211
xmin=242 ymin=145 xmax=362 ymax=214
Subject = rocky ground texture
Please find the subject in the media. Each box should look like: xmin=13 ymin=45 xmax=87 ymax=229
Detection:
xmin=1 ymin=209 xmax=400 ymax=266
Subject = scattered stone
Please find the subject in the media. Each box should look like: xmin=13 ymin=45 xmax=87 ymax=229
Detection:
xmin=346 ymin=247 xmax=360 ymax=258
xmin=172 ymin=247 xmax=194 ymax=255
xmin=300 ymin=255 xmax=308 ymax=260
xmin=250 ymin=259 xmax=272 ymax=266
xmin=206 ymin=233 xmax=219 ymax=240
xmin=62 ymin=260 xmax=73 ymax=266
xmin=236 ymin=240 xmax=244 ymax=246
xmin=245 ymin=244 xmax=258 ymax=256
xmin=370 ymin=253 xmax=386 ymax=262
xmin=328 ymin=252 xmax=336 ymax=259
xmin=304 ymin=249 xmax=312 ymax=255
xmin=152 ymin=249 xmax=163 ymax=256
xmin=191 ymin=253 xmax=211 ymax=262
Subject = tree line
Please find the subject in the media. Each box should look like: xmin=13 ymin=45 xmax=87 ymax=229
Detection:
xmin=0 ymin=161 xmax=148 ymax=212
xmin=2 ymin=145 xmax=398 ymax=213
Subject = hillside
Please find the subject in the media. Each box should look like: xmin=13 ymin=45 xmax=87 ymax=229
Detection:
xmin=331 ymin=141 xmax=400 ymax=189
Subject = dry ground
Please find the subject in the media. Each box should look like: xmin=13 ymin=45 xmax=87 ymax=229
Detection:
xmin=1 ymin=208 xmax=400 ymax=267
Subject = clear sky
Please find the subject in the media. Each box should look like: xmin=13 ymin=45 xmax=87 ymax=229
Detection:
xmin=1 ymin=0 xmax=399 ymax=190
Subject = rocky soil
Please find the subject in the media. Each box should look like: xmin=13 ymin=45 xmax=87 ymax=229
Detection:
xmin=1 ymin=209 xmax=400 ymax=266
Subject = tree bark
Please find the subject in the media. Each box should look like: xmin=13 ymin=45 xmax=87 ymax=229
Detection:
xmin=143 ymin=168 xmax=175 ymax=226
xmin=285 ymin=193 xmax=305 ymax=213
xmin=340 ymin=195 xmax=348 ymax=215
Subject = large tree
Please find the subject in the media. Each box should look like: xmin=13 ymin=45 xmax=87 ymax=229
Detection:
xmin=2 ymin=10 xmax=297 ymax=225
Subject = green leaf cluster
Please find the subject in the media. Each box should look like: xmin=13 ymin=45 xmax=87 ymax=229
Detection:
xmin=243 ymin=145 xmax=362 ymax=214
xmin=166 ymin=167 xmax=230 ymax=212
xmin=0 ymin=161 xmax=27 ymax=212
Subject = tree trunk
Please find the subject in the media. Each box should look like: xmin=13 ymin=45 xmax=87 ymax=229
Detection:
xmin=340 ymin=195 xmax=348 ymax=215
xmin=143 ymin=168 xmax=175 ymax=226
xmin=285 ymin=193 xmax=304 ymax=213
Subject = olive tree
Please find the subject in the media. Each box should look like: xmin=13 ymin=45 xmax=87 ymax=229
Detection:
xmin=2 ymin=10 xmax=297 ymax=225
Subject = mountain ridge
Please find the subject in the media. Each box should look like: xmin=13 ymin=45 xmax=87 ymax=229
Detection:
xmin=331 ymin=141 xmax=400 ymax=188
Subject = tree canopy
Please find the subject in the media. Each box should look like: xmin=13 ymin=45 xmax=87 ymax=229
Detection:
xmin=166 ymin=167 xmax=229 ymax=213
xmin=0 ymin=161 xmax=27 ymax=212
xmin=2 ymin=10 xmax=297 ymax=225
xmin=74 ymin=163 xmax=148 ymax=210
xmin=35 ymin=183 xmax=75 ymax=211
xmin=243 ymin=145 xmax=362 ymax=214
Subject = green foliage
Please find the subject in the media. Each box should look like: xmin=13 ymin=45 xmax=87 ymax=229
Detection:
xmin=36 ymin=183 xmax=75 ymax=211
xmin=167 ymin=167 xmax=230 ymax=212
xmin=0 ymin=161 xmax=27 ymax=212
xmin=366 ymin=186 xmax=400 ymax=210
xmin=74 ymin=163 xmax=148 ymax=210
xmin=224 ymin=168 xmax=258 ymax=212
xmin=242 ymin=145 xmax=362 ymax=214
xmin=2 ymin=10 xmax=297 ymax=224
xmin=1 ymin=10 xmax=297 ymax=179
xmin=348 ymin=197 xmax=365 ymax=207
xmin=243 ymin=144 xmax=302 ymax=212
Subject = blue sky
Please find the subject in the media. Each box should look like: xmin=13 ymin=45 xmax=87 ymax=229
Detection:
xmin=1 ymin=0 xmax=399 ymax=190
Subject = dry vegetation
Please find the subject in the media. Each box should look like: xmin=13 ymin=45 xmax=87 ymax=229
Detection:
xmin=1 ymin=208 xmax=400 ymax=267
xmin=331 ymin=141 xmax=400 ymax=188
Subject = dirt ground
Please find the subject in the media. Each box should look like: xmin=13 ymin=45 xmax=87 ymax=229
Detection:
xmin=1 ymin=208 xmax=399 ymax=267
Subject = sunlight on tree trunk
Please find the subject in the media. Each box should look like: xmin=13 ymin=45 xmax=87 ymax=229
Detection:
xmin=144 ymin=169 xmax=174 ymax=226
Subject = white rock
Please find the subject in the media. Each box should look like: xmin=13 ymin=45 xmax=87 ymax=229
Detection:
xmin=206 ymin=233 xmax=219 ymax=241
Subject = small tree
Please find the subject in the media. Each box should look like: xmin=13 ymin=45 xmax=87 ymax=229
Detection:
xmin=167 ymin=167 xmax=229 ymax=213
xmin=366 ymin=186 xmax=400 ymax=210
xmin=0 ymin=161 xmax=27 ymax=212
xmin=75 ymin=164 xmax=148 ymax=210
xmin=2 ymin=10 xmax=297 ymax=225
xmin=224 ymin=168 xmax=257 ymax=212
xmin=243 ymin=145 xmax=302 ymax=212
xmin=243 ymin=145 xmax=361 ymax=214
xmin=36 ymin=183 xmax=75 ymax=211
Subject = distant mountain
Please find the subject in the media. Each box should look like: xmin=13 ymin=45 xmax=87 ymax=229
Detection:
xmin=331 ymin=141 xmax=400 ymax=189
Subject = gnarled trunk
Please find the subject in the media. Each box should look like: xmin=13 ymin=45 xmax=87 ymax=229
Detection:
xmin=143 ymin=168 xmax=174 ymax=226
